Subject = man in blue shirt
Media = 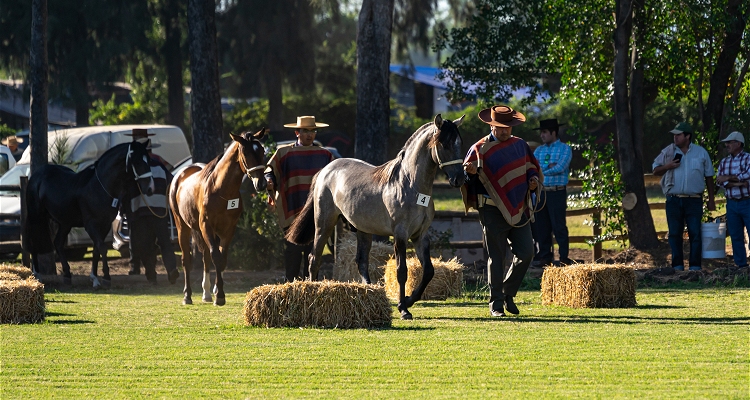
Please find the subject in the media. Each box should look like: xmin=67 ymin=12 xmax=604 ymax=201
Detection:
xmin=531 ymin=119 xmax=573 ymax=266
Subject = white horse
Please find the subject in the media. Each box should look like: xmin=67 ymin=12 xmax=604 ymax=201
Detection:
xmin=286 ymin=114 xmax=465 ymax=319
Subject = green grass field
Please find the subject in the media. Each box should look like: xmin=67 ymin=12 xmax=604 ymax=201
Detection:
xmin=1 ymin=283 xmax=748 ymax=398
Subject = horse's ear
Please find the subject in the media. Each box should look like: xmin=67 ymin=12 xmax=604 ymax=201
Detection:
xmin=253 ymin=128 xmax=267 ymax=140
xmin=434 ymin=114 xmax=444 ymax=129
xmin=453 ymin=114 xmax=466 ymax=127
xmin=230 ymin=133 xmax=243 ymax=143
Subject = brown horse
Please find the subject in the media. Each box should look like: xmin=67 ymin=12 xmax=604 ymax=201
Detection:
xmin=169 ymin=129 xmax=267 ymax=306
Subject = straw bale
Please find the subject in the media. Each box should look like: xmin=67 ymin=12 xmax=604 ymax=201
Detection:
xmin=0 ymin=264 xmax=34 ymax=280
xmin=384 ymin=257 xmax=464 ymax=301
xmin=243 ymin=280 xmax=392 ymax=328
xmin=541 ymin=263 xmax=636 ymax=308
xmin=0 ymin=277 xmax=45 ymax=324
xmin=333 ymin=232 xmax=393 ymax=283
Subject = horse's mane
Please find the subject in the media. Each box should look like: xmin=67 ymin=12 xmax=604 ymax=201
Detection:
xmin=93 ymin=142 xmax=130 ymax=168
xmin=372 ymin=121 xmax=434 ymax=185
xmin=197 ymin=149 xmax=226 ymax=184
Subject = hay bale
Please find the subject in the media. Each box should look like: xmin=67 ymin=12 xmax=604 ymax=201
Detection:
xmin=541 ymin=263 xmax=636 ymax=308
xmin=333 ymin=231 xmax=393 ymax=283
xmin=243 ymin=280 xmax=392 ymax=328
xmin=0 ymin=277 xmax=45 ymax=324
xmin=384 ymin=257 xmax=463 ymax=301
xmin=0 ymin=264 xmax=33 ymax=280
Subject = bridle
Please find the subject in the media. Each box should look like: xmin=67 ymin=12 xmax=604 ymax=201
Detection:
xmin=239 ymin=141 xmax=266 ymax=178
xmin=126 ymin=143 xmax=154 ymax=180
xmin=432 ymin=130 xmax=463 ymax=170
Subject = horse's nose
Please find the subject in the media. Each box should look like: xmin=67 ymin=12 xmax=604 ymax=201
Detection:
xmin=255 ymin=177 xmax=267 ymax=192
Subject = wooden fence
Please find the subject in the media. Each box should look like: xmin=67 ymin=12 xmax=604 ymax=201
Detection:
xmin=435 ymin=174 xmax=725 ymax=261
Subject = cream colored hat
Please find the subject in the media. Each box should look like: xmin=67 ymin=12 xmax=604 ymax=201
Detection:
xmin=283 ymin=116 xmax=329 ymax=129
xmin=721 ymin=131 xmax=745 ymax=145
xmin=1 ymin=136 xmax=23 ymax=146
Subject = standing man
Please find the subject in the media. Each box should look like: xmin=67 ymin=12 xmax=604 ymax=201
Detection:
xmin=1 ymin=136 xmax=24 ymax=161
xmin=531 ymin=119 xmax=573 ymax=266
xmin=462 ymin=105 xmax=541 ymax=317
xmin=652 ymin=122 xmax=716 ymax=271
xmin=716 ymin=131 xmax=750 ymax=269
xmin=124 ymin=128 xmax=179 ymax=284
xmin=265 ymin=116 xmax=334 ymax=282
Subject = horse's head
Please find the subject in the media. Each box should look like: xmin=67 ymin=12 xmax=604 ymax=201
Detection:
xmin=126 ymin=141 xmax=154 ymax=196
xmin=231 ymin=128 xmax=268 ymax=192
xmin=431 ymin=114 xmax=466 ymax=188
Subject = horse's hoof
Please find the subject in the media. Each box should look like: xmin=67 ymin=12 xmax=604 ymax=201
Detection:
xmin=202 ymin=296 xmax=213 ymax=303
xmin=400 ymin=309 xmax=413 ymax=320
xmin=183 ymin=297 xmax=193 ymax=305
xmin=214 ymin=297 xmax=226 ymax=306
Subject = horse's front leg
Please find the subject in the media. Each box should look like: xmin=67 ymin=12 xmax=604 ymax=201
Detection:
xmin=355 ymin=232 xmax=373 ymax=284
xmin=407 ymin=232 xmax=434 ymax=304
xmin=86 ymin=221 xmax=112 ymax=289
xmin=394 ymin=236 xmax=412 ymax=320
xmin=201 ymin=222 xmax=226 ymax=306
xmin=52 ymin=226 xmax=71 ymax=285
xmin=308 ymin=209 xmax=338 ymax=281
xmin=177 ymin=226 xmax=194 ymax=305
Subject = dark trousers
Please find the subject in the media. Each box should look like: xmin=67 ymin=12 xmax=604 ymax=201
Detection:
xmin=725 ymin=198 xmax=750 ymax=267
xmin=665 ymin=196 xmax=702 ymax=268
xmin=129 ymin=214 xmax=177 ymax=279
xmin=284 ymin=237 xmax=312 ymax=282
xmin=478 ymin=205 xmax=534 ymax=311
xmin=531 ymin=189 xmax=570 ymax=261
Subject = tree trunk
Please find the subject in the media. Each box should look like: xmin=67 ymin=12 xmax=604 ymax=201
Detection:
xmin=161 ymin=0 xmax=185 ymax=131
xmin=265 ymin=62 xmax=283 ymax=133
xmin=701 ymin=0 xmax=747 ymax=136
xmin=355 ymin=0 xmax=394 ymax=165
xmin=188 ymin=0 xmax=223 ymax=163
xmin=613 ymin=0 xmax=659 ymax=249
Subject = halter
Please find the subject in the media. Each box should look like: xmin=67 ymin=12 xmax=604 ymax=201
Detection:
xmin=432 ymin=142 xmax=463 ymax=170
xmin=126 ymin=143 xmax=154 ymax=180
xmin=239 ymin=142 xmax=266 ymax=178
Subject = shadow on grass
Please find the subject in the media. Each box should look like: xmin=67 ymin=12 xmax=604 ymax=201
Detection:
xmin=45 ymin=311 xmax=76 ymax=317
xmin=422 ymin=314 xmax=750 ymax=325
xmin=49 ymin=319 xmax=95 ymax=325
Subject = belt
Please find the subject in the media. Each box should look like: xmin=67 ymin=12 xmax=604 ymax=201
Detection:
xmin=478 ymin=196 xmax=496 ymax=208
xmin=543 ymin=185 xmax=566 ymax=191
xmin=668 ymin=194 xmax=702 ymax=198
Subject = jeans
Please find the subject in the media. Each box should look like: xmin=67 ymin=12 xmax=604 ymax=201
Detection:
xmin=478 ymin=205 xmax=534 ymax=312
xmin=725 ymin=198 xmax=750 ymax=267
xmin=531 ymin=189 xmax=569 ymax=261
xmin=665 ymin=196 xmax=702 ymax=268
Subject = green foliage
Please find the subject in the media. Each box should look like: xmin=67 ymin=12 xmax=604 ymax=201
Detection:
xmin=49 ymin=133 xmax=72 ymax=166
xmin=89 ymin=61 xmax=168 ymax=126
xmin=222 ymin=100 xmax=270 ymax=136
xmin=228 ymin=191 xmax=284 ymax=271
xmin=0 ymin=124 xmax=16 ymax=140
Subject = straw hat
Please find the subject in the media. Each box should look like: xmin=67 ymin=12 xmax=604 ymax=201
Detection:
xmin=1 ymin=136 xmax=23 ymax=146
xmin=283 ymin=116 xmax=329 ymax=129
xmin=478 ymin=105 xmax=526 ymax=127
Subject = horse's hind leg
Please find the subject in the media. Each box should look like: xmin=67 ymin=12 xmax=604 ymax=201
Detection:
xmin=52 ymin=226 xmax=71 ymax=285
xmin=406 ymin=232 xmax=434 ymax=306
xmin=308 ymin=209 xmax=338 ymax=281
xmin=355 ymin=232 xmax=373 ymax=284
xmin=394 ymin=236 xmax=413 ymax=320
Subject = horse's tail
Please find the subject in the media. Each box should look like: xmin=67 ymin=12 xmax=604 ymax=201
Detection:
xmin=285 ymin=174 xmax=318 ymax=245
xmin=22 ymin=177 xmax=54 ymax=254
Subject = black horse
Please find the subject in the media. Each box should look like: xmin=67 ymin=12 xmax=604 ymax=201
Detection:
xmin=23 ymin=141 xmax=154 ymax=288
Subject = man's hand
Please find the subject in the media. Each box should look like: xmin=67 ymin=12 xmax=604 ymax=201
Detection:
xmin=463 ymin=161 xmax=477 ymax=175
xmin=529 ymin=177 xmax=539 ymax=191
xmin=707 ymin=198 xmax=716 ymax=211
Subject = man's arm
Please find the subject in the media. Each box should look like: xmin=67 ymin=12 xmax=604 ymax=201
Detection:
xmin=653 ymin=159 xmax=681 ymax=176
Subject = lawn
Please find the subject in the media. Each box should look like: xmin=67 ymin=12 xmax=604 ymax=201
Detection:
xmin=1 ymin=281 xmax=748 ymax=398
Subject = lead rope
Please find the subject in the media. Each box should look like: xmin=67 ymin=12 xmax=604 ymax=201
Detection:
xmin=136 ymin=179 xmax=169 ymax=219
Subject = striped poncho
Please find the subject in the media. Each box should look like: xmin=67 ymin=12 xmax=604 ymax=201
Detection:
xmin=461 ymin=135 xmax=542 ymax=225
xmin=266 ymin=143 xmax=333 ymax=229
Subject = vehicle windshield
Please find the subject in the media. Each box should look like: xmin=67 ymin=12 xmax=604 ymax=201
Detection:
xmin=0 ymin=165 xmax=30 ymax=196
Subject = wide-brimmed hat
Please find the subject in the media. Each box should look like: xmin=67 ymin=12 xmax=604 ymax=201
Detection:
xmin=721 ymin=131 xmax=745 ymax=145
xmin=283 ymin=116 xmax=329 ymax=129
xmin=1 ymin=136 xmax=23 ymax=146
xmin=124 ymin=128 xmax=155 ymax=139
xmin=478 ymin=105 xmax=526 ymax=127
xmin=669 ymin=122 xmax=693 ymax=135
xmin=533 ymin=119 xmax=566 ymax=131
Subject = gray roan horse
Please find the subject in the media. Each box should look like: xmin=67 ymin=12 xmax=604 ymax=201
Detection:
xmin=286 ymin=114 xmax=465 ymax=319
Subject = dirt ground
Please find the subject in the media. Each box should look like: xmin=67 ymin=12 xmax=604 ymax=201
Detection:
xmin=20 ymin=240 xmax=748 ymax=290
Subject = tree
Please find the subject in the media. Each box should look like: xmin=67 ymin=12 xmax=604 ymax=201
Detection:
xmin=355 ymin=0 xmax=395 ymax=165
xmin=436 ymin=0 xmax=748 ymax=250
xmin=187 ymin=0 xmax=223 ymax=163
xmin=157 ymin=0 xmax=187 ymax=131
xmin=29 ymin=0 xmax=48 ymax=176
